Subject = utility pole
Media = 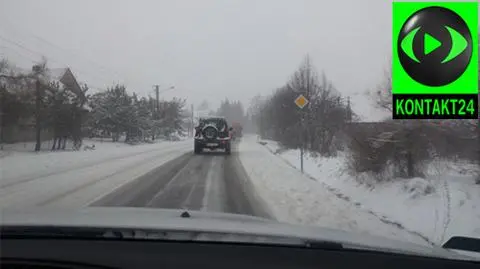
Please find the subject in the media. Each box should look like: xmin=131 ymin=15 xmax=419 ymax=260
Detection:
xmin=191 ymin=104 xmax=194 ymax=137
xmin=152 ymin=85 xmax=160 ymax=141
xmin=154 ymin=85 xmax=160 ymax=117
xmin=0 ymin=72 xmax=43 ymax=151
xmin=347 ymin=96 xmax=352 ymax=122
xmin=153 ymin=85 xmax=175 ymax=116
xmin=151 ymin=85 xmax=175 ymax=140
xmin=34 ymin=79 xmax=41 ymax=152
xmin=0 ymin=84 xmax=5 ymax=150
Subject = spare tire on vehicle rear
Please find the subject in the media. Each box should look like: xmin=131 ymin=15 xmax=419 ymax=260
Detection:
xmin=203 ymin=126 xmax=218 ymax=139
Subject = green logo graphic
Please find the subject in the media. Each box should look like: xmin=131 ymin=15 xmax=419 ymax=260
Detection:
xmin=400 ymin=25 xmax=468 ymax=64
xmin=424 ymin=32 xmax=441 ymax=56
xmin=393 ymin=2 xmax=478 ymax=93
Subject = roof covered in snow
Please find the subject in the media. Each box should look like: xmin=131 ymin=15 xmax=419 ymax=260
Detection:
xmin=3 ymin=66 xmax=86 ymax=102
xmin=48 ymin=68 xmax=84 ymax=98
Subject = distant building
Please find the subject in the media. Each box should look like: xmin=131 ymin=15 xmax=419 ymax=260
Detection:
xmin=48 ymin=67 xmax=86 ymax=104
xmin=2 ymin=67 xmax=86 ymax=143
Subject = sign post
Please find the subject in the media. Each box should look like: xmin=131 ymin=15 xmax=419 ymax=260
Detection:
xmin=294 ymin=94 xmax=309 ymax=173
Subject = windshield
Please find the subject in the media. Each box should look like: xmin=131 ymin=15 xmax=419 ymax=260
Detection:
xmin=0 ymin=0 xmax=479 ymax=260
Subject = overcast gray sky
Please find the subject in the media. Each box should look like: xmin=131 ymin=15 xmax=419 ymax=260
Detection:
xmin=0 ymin=0 xmax=396 ymax=120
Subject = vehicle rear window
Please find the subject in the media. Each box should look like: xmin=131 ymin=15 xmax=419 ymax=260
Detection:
xmin=201 ymin=119 xmax=228 ymax=130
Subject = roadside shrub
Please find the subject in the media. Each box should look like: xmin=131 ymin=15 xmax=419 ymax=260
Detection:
xmin=344 ymin=120 xmax=478 ymax=181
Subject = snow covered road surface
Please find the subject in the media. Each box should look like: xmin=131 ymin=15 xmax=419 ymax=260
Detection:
xmin=0 ymin=140 xmax=192 ymax=208
xmin=238 ymin=135 xmax=432 ymax=246
xmin=91 ymin=143 xmax=267 ymax=217
xmin=0 ymin=139 xmax=267 ymax=218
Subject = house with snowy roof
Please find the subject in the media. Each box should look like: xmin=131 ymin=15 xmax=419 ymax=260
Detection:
xmin=48 ymin=67 xmax=87 ymax=102
xmin=1 ymin=66 xmax=88 ymax=145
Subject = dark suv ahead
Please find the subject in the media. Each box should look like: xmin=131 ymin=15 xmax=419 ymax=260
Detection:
xmin=194 ymin=117 xmax=232 ymax=154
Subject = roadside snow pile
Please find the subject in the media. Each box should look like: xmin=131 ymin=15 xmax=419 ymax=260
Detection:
xmin=157 ymin=132 xmax=189 ymax=141
xmin=239 ymin=136 xmax=430 ymax=246
xmin=259 ymin=139 xmax=289 ymax=155
xmin=257 ymin=137 xmax=480 ymax=245
xmin=402 ymin=178 xmax=435 ymax=199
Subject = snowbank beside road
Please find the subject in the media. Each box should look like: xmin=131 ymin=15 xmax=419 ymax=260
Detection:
xmin=256 ymin=137 xmax=480 ymax=245
xmin=238 ymin=136 xmax=431 ymax=246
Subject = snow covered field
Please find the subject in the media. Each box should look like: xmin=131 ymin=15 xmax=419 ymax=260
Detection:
xmin=248 ymin=136 xmax=480 ymax=245
xmin=238 ymin=135 xmax=433 ymax=246
xmin=0 ymin=138 xmax=192 ymax=208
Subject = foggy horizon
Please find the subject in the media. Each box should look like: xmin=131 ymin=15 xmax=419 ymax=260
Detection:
xmin=1 ymin=0 xmax=398 ymax=120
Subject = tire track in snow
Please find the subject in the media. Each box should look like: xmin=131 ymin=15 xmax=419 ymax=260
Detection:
xmin=90 ymin=152 xmax=194 ymax=207
xmin=440 ymin=179 xmax=452 ymax=244
xmin=38 ymin=146 xmax=191 ymax=206
xmin=93 ymin=141 xmax=268 ymax=218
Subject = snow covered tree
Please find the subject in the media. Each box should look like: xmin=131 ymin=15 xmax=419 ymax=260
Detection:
xmin=88 ymin=84 xmax=132 ymax=142
xmin=371 ymin=68 xmax=392 ymax=113
xmin=88 ymin=84 xmax=187 ymax=142
xmin=157 ymin=97 xmax=187 ymax=137
xmin=216 ymin=99 xmax=247 ymax=126
xmin=198 ymin=100 xmax=210 ymax=111
xmin=252 ymin=55 xmax=352 ymax=156
xmin=0 ymin=59 xmax=37 ymax=146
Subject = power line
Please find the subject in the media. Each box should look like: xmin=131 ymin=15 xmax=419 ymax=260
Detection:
xmin=36 ymin=37 xmax=123 ymax=78
xmin=31 ymin=34 xmax=125 ymax=81
xmin=0 ymin=42 xmax=113 ymax=93
xmin=0 ymin=35 xmax=53 ymax=63
xmin=1 ymin=19 xmax=133 ymax=84
xmin=0 ymin=20 xmax=179 ymax=99
xmin=0 ymin=34 xmax=115 ymax=88
xmin=0 ymin=45 xmax=38 ymax=64
xmin=0 ymin=34 xmax=151 ymax=95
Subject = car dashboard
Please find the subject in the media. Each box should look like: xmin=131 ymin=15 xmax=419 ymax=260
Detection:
xmin=1 ymin=235 xmax=479 ymax=269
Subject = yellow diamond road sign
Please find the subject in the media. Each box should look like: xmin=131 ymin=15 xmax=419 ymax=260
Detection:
xmin=294 ymin=94 xmax=309 ymax=109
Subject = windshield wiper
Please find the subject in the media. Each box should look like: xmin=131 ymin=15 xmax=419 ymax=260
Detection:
xmin=443 ymin=236 xmax=480 ymax=253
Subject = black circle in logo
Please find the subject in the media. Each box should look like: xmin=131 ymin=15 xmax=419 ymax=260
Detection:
xmin=397 ymin=6 xmax=472 ymax=87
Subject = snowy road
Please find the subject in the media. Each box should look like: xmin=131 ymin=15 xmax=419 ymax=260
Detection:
xmin=0 ymin=140 xmax=269 ymax=218
xmin=91 ymin=143 xmax=269 ymax=217
xmin=0 ymin=136 xmax=446 ymax=246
